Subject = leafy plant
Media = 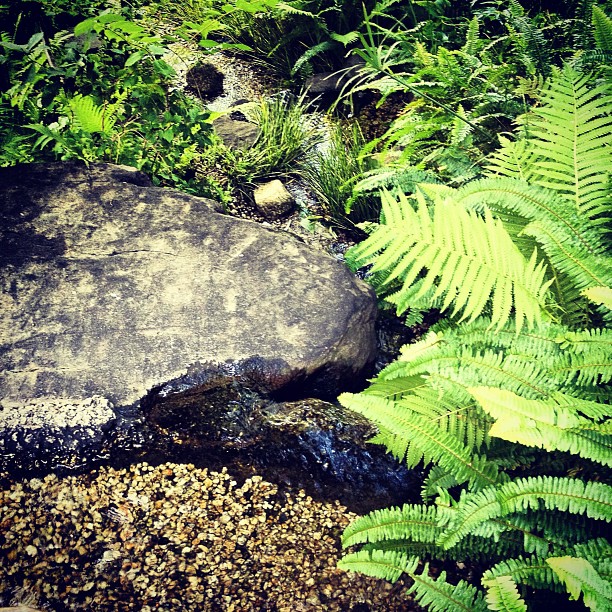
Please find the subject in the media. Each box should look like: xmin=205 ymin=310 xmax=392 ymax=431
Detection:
xmin=337 ymin=64 xmax=612 ymax=611
xmin=300 ymin=121 xmax=379 ymax=232
xmin=238 ymin=92 xmax=323 ymax=179
xmin=0 ymin=9 xmax=215 ymax=194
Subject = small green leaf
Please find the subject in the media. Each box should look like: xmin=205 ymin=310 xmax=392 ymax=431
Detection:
xmin=125 ymin=50 xmax=145 ymax=66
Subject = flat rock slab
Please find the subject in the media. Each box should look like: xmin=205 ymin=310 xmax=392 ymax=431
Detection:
xmin=0 ymin=163 xmax=377 ymax=415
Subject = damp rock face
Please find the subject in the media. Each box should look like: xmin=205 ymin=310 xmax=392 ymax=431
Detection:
xmin=144 ymin=370 xmax=420 ymax=513
xmin=0 ymin=162 xmax=377 ymax=474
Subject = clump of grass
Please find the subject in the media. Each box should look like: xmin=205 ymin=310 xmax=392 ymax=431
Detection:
xmin=301 ymin=121 xmax=380 ymax=233
xmin=241 ymin=92 xmax=324 ymax=179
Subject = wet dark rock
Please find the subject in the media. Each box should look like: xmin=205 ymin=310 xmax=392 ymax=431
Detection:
xmin=142 ymin=369 xmax=420 ymax=513
xmin=0 ymin=397 xmax=117 ymax=479
xmin=228 ymin=98 xmax=251 ymax=121
xmin=185 ymin=61 xmax=224 ymax=100
xmin=305 ymin=56 xmax=369 ymax=112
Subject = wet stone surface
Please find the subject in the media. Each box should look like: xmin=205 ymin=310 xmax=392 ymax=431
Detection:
xmin=141 ymin=368 xmax=421 ymax=514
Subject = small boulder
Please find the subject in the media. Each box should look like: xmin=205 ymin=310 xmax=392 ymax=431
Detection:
xmin=253 ymin=179 xmax=296 ymax=219
xmin=213 ymin=114 xmax=259 ymax=149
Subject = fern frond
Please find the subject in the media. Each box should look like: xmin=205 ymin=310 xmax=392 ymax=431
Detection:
xmin=422 ymin=466 xmax=459 ymax=501
xmin=439 ymin=477 xmax=612 ymax=551
xmin=592 ymin=5 xmax=612 ymax=52
xmin=338 ymin=548 xmax=416 ymax=583
xmin=291 ymin=40 xmax=333 ymax=76
xmin=337 ymin=392 xmax=499 ymax=488
xmin=482 ymin=575 xmax=527 ymax=612
xmin=572 ymin=538 xmax=612 ymax=579
xmin=364 ymin=383 xmax=492 ymax=454
xmin=552 ymin=350 xmax=612 ymax=387
xmin=341 ymin=504 xmax=444 ymax=548
xmin=348 ymin=189 xmax=552 ymax=331
xmin=454 ymin=178 xmax=605 ymax=259
xmin=69 ymin=94 xmax=118 ymax=134
xmin=485 ymin=136 xmax=533 ymax=181
xmin=382 ymin=342 xmax=556 ymax=399
xmin=556 ymin=327 xmax=612 ymax=358
xmin=462 ymin=16 xmax=482 ymax=57
xmin=483 ymin=556 xmax=560 ymax=592
xmin=341 ymin=551 xmax=488 ymax=611
xmin=406 ymin=564 xmax=488 ymax=612
xmin=582 ymin=286 xmax=612 ymax=310
xmin=468 ymin=387 xmax=612 ymax=466
xmin=546 ymin=556 xmax=612 ymax=610
xmin=528 ymin=65 xmax=612 ymax=220
xmin=521 ymin=219 xmax=612 ymax=291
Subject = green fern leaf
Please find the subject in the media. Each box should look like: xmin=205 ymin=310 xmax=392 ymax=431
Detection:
xmin=422 ymin=466 xmax=459 ymax=501
xmin=521 ymin=220 xmax=612 ymax=291
xmin=341 ymin=504 xmax=444 ymax=548
xmin=338 ymin=548 xmax=417 ymax=582
xmin=593 ymin=5 xmax=612 ymax=52
xmin=338 ymin=392 xmax=499 ymax=488
xmin=547 ymin=556 xmax=612 ymax=611
xmin=454 ymin=178 xmax=606 ymax=259
xmin=582 ymin=286 xmax=612 ymax=310
xmin=382 ymin=342 xmax=556 ymax=399
xmin=482 ymin=575 xmax=527 ymax=612
xmin=462 ymin=16 xmax=482 ymax=56
xmin=341 ymin=551 xmax=488 ymax=611
xmin=528 ymin=65 xmax=612 ymax=220
xmin=406 ymin=564 xmax=488 ymax=612
xmin=439 ymin=477 xmax=612 ymax=551
xmin=69 ymin=94 xmax=118 ymax=134
xmin=483 ymin=556 xmax=560 ymax=592
xmin=348 ymin=189 xmax=552 ymax=331
xmin=291 ymin=40 xmax=333 ymax=76
xmin=468 ymin=387 xmax=612 ymax=467
xmin=485 ymin=136 xmax=533 ymax=181
xmin=572 ymin=539 xmax=612 ymax=580
xmin=364 ymin=381 xmax=492 ymax=454
xmin=329 ymin=31 xmax=359 ymax=46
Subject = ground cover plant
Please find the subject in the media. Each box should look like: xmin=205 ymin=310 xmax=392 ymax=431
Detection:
xmin=318 ymin=0 xmax=612 ymax=228
xmin=336 ymin=61 xmax=612 ymax=611
xmin=0 ymin=2 xmax=215 ymax=194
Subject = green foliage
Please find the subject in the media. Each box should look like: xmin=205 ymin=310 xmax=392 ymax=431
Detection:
xmin=347 ymin=188 xmax=552 ymax=331
xmin=238 ymin=93 xmax=323 ymax=179
xmin=592 ymin=5 xmax=612 ymax=52
xmin=338 ymin=65 xmax=612 ymax=611
xmin=300 ymin=121 xmax=380 ymax=232
xmin=189 ymin=0 xmax=376 ymax=80
xmin=0 ymin=8 xmax=215 ymax=194
xmin=547 ymin=556 xmax=612 ymax=610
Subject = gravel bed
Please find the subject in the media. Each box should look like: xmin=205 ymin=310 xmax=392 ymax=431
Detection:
xmin=0 ymin=462 xmax=418 ymax=611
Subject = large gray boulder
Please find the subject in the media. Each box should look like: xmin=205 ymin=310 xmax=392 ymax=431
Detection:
xmin=0 ymin=163 xmax=377 ymax=474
